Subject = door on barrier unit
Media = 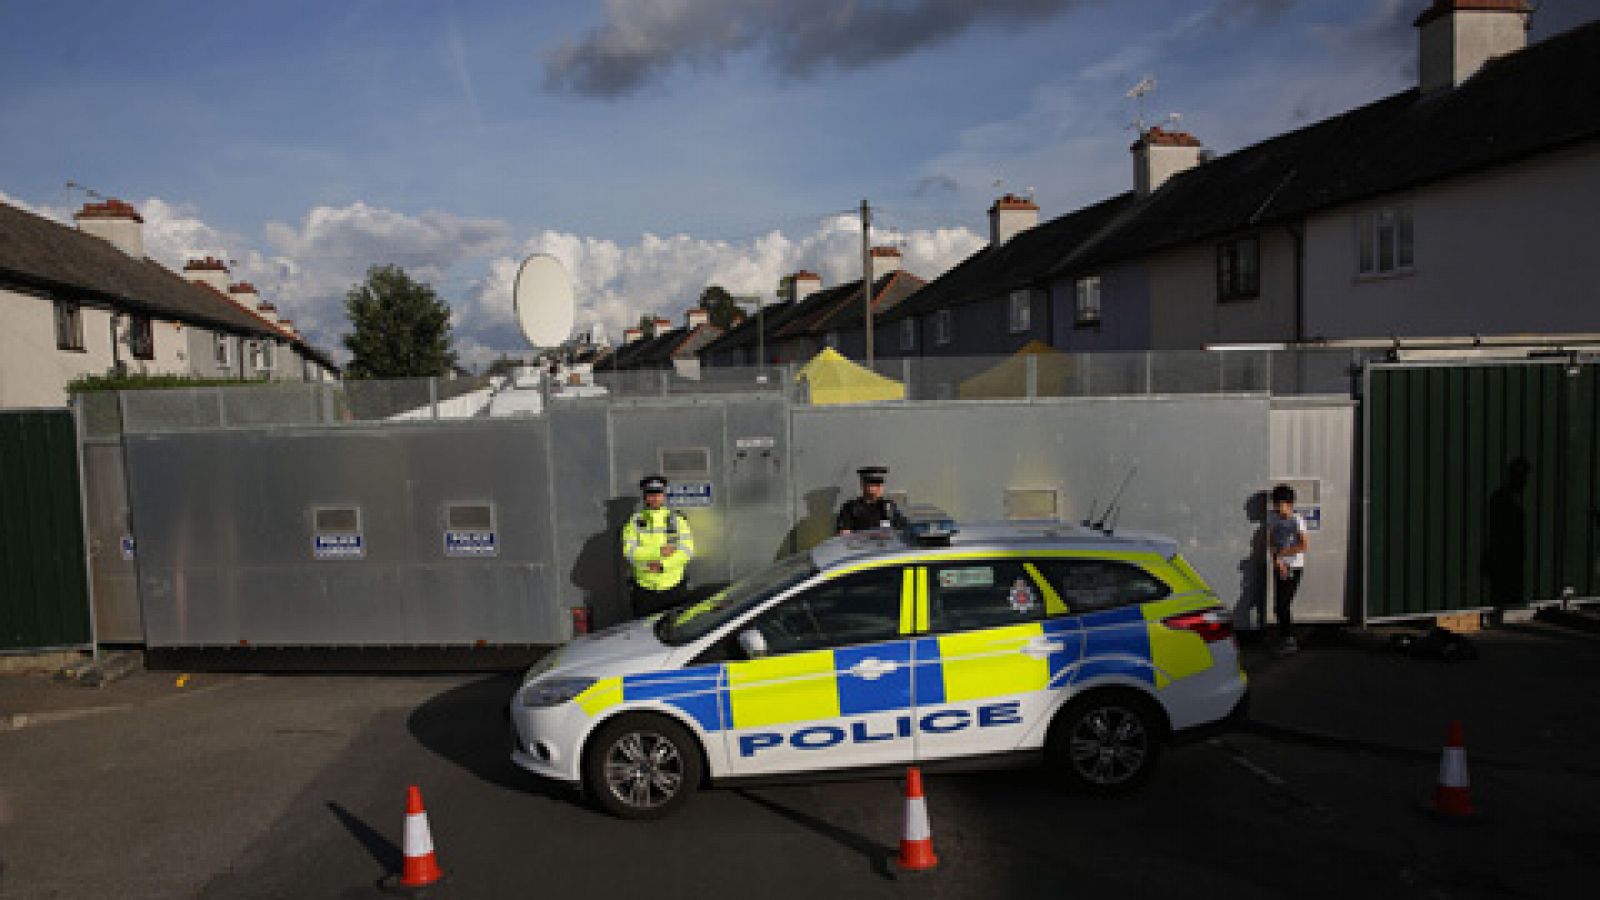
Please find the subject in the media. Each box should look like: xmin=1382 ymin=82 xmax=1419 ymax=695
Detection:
xmin=725 ymin=397 xmax=791 ymax=578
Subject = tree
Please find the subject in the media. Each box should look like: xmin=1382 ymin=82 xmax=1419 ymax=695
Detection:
xmin=637 ymin=313 xmax=658 ymax=339
xmin=342 ymin=265 xmax=458 ymax=378
xmin=698 ymin=284 xmax=741 ymax=328
xmin=775 ymin=274 xmax=796 ymax=302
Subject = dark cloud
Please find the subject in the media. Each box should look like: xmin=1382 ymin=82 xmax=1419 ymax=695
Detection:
xmin=545 ymin=0 xmax=1090 ymax=98
xmin=914 ymin=173 xmax=960 ymax=196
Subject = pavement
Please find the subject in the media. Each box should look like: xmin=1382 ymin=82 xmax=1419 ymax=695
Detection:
xmin=0 ymin=611 xmax=1597 ymax=898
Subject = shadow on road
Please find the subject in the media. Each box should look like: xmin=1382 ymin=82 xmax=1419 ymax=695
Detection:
xmin=405 ymin=672 xmax=573 ymax=802
xmin=326 ymin=801 xmax=400 ymax=876
xmin=735 ymin=789 xmax=896 ymax=881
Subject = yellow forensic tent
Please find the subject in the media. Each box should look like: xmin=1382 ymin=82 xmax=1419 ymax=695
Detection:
xmin=959 ymin=340 xmax=1075 ymax=399
xmin=795 ymin=347 xmax=905 ymax=405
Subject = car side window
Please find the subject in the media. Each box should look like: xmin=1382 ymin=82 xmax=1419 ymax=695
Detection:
xmin=746 ymin=567 xmax=903 ymax=656
xmin=1034 ymin=559 xmax=1170 ymax=614
xmin=928 ymin=560 xmax=1045 ymax=632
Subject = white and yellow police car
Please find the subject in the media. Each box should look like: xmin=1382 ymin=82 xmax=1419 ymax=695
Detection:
xmin=510 ymin=514 xmax=1247 ymax=818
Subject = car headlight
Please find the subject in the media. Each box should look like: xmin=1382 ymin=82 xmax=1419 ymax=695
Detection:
xmin=520 ymin=676 xmax=595 ymax=708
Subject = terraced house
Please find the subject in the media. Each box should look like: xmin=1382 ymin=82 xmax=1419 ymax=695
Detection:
xmin=0 ymin=197 xmax=337 ymax=408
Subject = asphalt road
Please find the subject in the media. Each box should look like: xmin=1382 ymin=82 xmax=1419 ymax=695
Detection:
xmin=4 ymin=625 xmax=1600 ymax=898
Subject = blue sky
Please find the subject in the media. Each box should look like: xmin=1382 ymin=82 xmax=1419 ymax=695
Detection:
xmin=2 ymin=0 xmax=1595 ymax=366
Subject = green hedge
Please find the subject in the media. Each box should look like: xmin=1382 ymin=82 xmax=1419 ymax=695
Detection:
xmin=67 ymin=373 xmax=258 ymax=393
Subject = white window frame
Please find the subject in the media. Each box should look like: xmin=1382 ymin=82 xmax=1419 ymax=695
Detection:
xmin=1355 ymin=205 xmax=1414 ymax=277
xmin=899 ymin=318 xmax=915 ymax=351
xmin=1074 ymin=276 xmax=1102 ymax=325
xmin=214 ymin=333 xmax=232 ymax=368
xmin=935 ymin=310 xmax=952 ymax=346
xmin=259 ymin=340 xmax=276 ymax=371
xmin=1008 ymin=289 xmax=1031 ymax=333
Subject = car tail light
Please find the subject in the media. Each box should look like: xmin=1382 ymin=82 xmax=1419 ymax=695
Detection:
xmin=570 ymin=605 xmax=591 ymax=635
xmin=1163 ymin=609 xmax=1232 ymax=642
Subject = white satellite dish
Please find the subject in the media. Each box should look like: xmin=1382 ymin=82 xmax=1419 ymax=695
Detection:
xmin=512 ymin=253 xmax=575 ymax=348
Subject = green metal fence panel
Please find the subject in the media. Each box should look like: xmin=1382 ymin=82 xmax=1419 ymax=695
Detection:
xmin=0 ymin=409 xmax=92 ymax=650
xmin=1366 ymin=361 xmax=1600 ymax=620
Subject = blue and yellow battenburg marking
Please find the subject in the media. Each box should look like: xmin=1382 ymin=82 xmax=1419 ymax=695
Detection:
xmin=571 ymin=567 xmax=1222 ymax=732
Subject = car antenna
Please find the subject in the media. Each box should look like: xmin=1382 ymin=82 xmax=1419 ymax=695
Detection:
xmin=1080 ymin=491 xmax=1102 ymax=528
xmin=1092 ymin=466 xmax=1138 ymax=533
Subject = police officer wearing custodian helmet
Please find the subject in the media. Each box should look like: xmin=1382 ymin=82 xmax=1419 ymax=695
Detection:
xmin=622 ymin=475 xmax=696 ymax=617
xmin=835 ymin=465 xmax=907 ymax=534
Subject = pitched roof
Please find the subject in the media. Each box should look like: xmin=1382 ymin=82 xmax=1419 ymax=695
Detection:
xmin=881 ymin=192 xmax=1136 ymax=322
xmin=0 ymin=199 xmax=339 ymax=371
xmin=1064 ymin=18 xmax=1600 ymax=273
xmin=773 ymin=271 xmax=925 ymax=339
xmin=699 ymin=298 xmax=811 ymax=357
xmin=788 ymin=270 xmax=927 ymax=335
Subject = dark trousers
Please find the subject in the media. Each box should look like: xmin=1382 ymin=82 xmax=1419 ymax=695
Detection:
xmin=1274 ymin=568 xmax=1303 ymax=635
xmin=630 ymin=580 xmax=687 ymax=618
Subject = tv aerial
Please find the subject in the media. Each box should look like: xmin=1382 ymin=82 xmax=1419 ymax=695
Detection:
xmin=511 ymin=253 xmax=575 ymax=349
xmin=1126 ymin=75 xmax=1158 ymax=132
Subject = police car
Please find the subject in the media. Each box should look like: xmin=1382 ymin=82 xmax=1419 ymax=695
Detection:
xmin=509 ymin=512 xmax=1248 ymax=819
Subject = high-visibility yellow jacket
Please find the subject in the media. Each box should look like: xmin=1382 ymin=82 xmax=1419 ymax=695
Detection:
xmin=622 ymin=507 xmax=694 ymax=591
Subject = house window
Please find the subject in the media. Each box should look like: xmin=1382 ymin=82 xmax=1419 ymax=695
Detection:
xmin=214 ymin=333 xmax=231 ymax=368
xmin=128 ymin=314 xmax=155 ymax=360
xmin=259 ymin=340 xmax=276 ymax=371
xmin=1355 ymin=206 xmax=1414 ymax=276
xmin=900 ymin=318 xmax=916 ymax=351
xmin=1009 ymin=290 xmax=1031 ymax=332
xmin=54 ymin=299 xmax=84 ymax=351
xmin=935 ymin=310 xmax=952 ymax=346
xmin=1074 ymin=276 xmax=1102 ymax=326
xmin=1217 ymin=236 xmax=1260 ymax=301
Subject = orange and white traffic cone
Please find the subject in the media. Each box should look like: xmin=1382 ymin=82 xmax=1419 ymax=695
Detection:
xmin=1428 ymin=720 xmax=1478 ymax=820
xmin=895 ymin=767 xmax=939 ymax=873
xmin=394 ymin=785 xmax=445 ymax=890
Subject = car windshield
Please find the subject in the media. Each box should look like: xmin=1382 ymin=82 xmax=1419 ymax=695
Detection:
xmin=655 ymin=552 xmax=817 ymax=646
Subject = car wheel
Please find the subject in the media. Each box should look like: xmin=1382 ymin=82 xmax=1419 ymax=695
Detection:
xmin=1047 ymin=691 xmax=1164 ymax=793
xmin=583 ymin=714 xmax=703 ymax=820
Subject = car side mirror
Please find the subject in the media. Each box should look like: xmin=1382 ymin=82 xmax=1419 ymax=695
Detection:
xmin=737 ymin=628 xmax=768 ymax=660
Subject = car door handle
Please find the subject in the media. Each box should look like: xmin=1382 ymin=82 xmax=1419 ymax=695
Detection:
xmin=1021 ymin=638 xmax=1065 ymax=659
xmin=848 ymin=658 xmax=899 ymax=680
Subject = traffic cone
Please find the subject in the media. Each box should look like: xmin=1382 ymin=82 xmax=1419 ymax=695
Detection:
xmin=1428 ymin=720 xmax=1477 ymax=820
xmin=895 ymin=767 xmax=939 ymax=872
xmin=396 ymin=785 xmax=444 ymax=889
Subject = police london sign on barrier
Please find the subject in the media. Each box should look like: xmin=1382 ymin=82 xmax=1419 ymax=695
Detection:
xmin=313 ymin=533 xmax=365 ymax=560
xmin=120 ymin=535 xmax=136 ymax=561
xmin=735 ymin=436 xmax=776 ymax=450
xmin=666 ymin=481 xmax=714 ymax=507
xmin=444 ymin=529 xmax=498 ymax=558
xmin=1296 ymin=505 xmax=1323 ymax=532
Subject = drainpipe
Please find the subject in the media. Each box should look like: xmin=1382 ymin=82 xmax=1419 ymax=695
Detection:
xmin=1287 ymin=221 xmax=1305 ymax=344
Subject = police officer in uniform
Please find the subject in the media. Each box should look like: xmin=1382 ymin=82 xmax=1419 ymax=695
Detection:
xmin=622 ymin=475 xmax=696 ymax=617
xmin=835 ymin=465 xmax=907 ymax=534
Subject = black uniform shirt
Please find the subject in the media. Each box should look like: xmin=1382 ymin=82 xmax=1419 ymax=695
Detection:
xmin=835 ymin=496 xmax=907 ymax=533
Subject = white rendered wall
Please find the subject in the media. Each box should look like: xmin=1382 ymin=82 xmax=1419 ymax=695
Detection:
xmin=0 ymin=288 xmax=115 ymax=407
xmin=1302 ymin=142 xmax=1600 ymax=340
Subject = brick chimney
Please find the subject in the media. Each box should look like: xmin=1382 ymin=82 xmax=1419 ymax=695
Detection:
xmin=1132 ymin=126 xmax=1204 ymax=195
xmin=257 ymin=302 xmax=280 ymax=325
xmin=278 ymin=318 xmax=298 ymax=337
xmin=988 ymin=194 xmax=1039 ymax=245
xmin=182 ymin=256 xmax=231 ymax=295
xmin=623 ymin=327 xmax=643 ymax=344
xmin=788 ymin=270 xmax=823 ymax=303
xmin=1415 ymin=0 xmax=1531 ymax=93
xmin=686 ymin=308 xmax=710 ymax=329
xmin=74 ymin=199 xmax=144 ymax=258
xmin=870 ymin=246 xmax=902 ymax=276
xmin=227 ymin=282 xmax=268 ymax=320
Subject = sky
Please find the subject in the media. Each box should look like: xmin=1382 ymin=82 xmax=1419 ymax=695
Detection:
xmin=2 ymin=0 xmax=1595 ymax=368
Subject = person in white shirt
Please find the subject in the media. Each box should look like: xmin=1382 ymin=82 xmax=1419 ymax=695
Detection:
xmin=1268 ymin=484 xmax=1309 ymax=654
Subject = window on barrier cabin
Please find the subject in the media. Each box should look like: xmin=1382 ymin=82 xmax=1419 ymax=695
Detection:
xmin=928 ymin=561 xmax=1045 ymax=632
xmin=1032 ymin=559 xmax=1169 ymax=614
xmin=748 ymin=567 xmax=903 ymax=655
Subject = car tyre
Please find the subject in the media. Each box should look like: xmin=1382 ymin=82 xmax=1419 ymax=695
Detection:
xmin=1046 ymin=690 xmax=1165 ymax=794
xmin=583 ymin=713 xmax=703 ymax=820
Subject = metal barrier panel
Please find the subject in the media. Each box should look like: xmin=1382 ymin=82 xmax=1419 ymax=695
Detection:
xmin=1269 ymin=399 xmax=1358 ymax=625
xmin=78 ymin=392 xmax=142 ymax=643
xmin=1365 ymin=360 xmax=1600 ymax=620
xmin=0 ymin=409 xmax=91 ymax=650
xmin=125 ymin=419 xmax=565 ymax=646
xmin=790 ymin=396 xmax=1270 ymax=620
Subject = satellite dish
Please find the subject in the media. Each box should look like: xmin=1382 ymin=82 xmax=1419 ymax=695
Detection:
xmin=512 ymin=253 xmax=575 ymax=348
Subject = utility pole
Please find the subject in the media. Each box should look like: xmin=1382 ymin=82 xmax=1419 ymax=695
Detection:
xmin=861 ymin=198 xmax=874 ymax=368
